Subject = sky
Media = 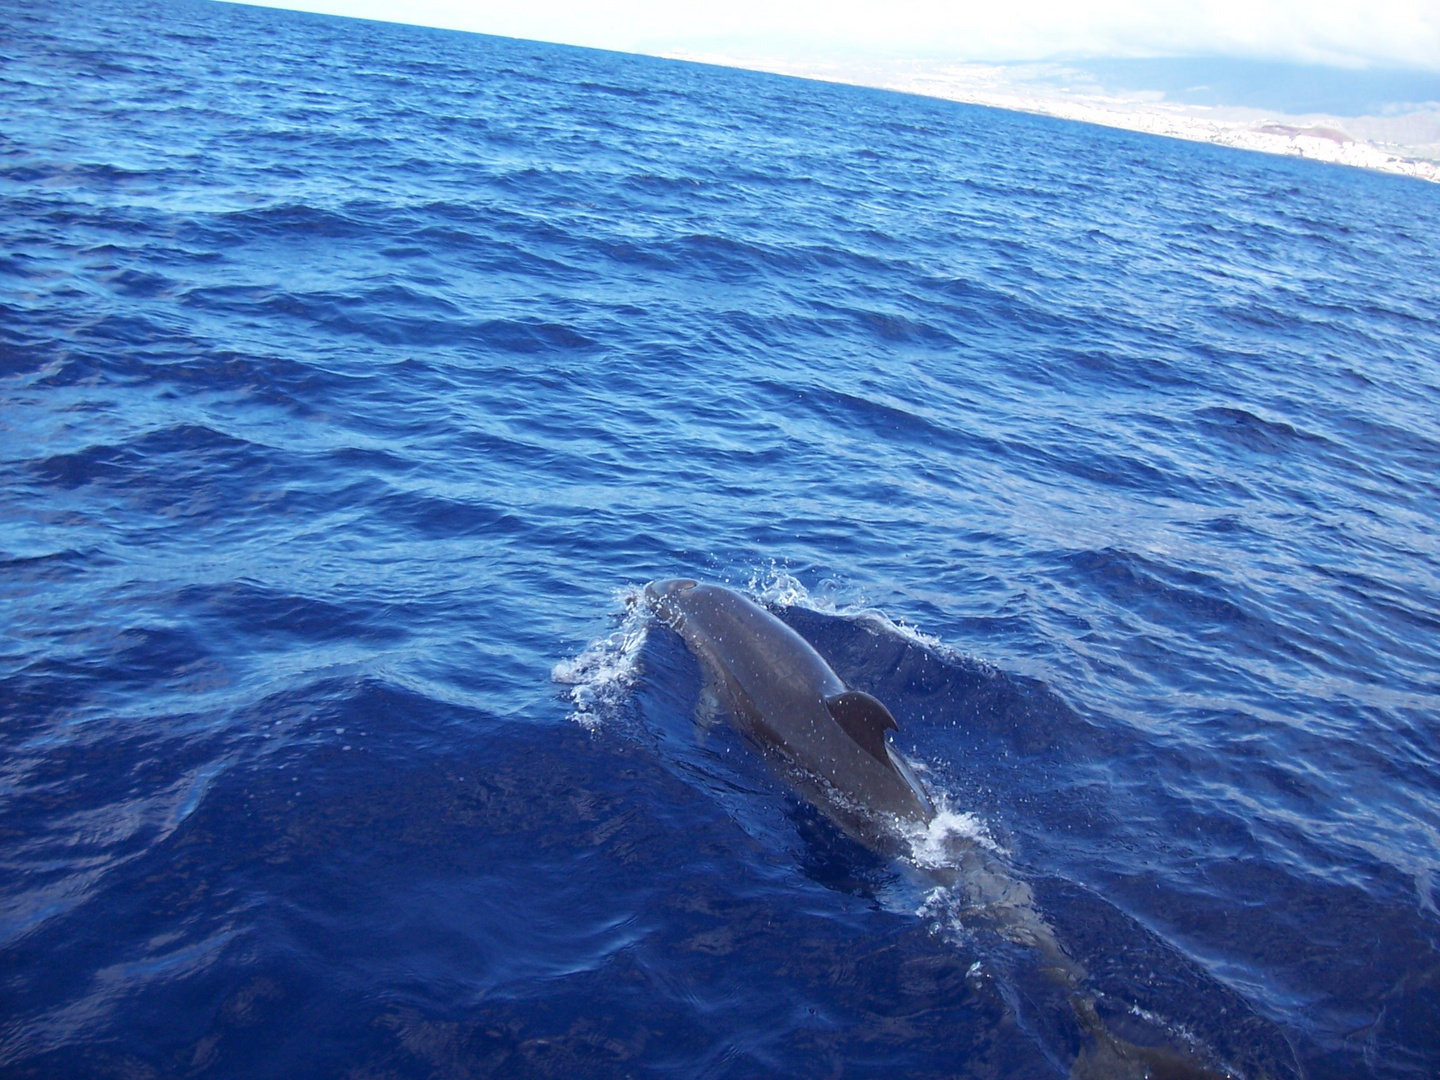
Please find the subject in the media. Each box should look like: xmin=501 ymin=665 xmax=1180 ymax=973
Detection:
xmin=233 ymin=0 xmax=1440 ymax=72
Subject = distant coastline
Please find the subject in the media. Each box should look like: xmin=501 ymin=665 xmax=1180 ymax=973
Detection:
xmin=666 ymin=52 xmax=1440 ymax=183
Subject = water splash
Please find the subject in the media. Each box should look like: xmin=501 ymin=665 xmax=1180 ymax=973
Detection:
xmin=750 ymin=567 xmax=970 ymax=661
xmin=551 ymin=585 xmax=651 ymax=730
xmin=902 ymin=799 xmax=1004 ymax=866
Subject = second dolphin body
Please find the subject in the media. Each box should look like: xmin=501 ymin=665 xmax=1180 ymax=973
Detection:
xmin=645 ymin=578 xmax=933 ymax=840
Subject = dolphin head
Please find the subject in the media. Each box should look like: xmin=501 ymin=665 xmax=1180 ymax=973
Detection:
xmin=644 ymin=578 xmax=698 ymax=629
xmin=644 ymin=578 xmax=697 ymax=603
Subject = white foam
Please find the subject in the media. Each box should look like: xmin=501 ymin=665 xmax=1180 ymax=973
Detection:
xmin=900 ymin=798 xmax=1003 ymax=871
xmin=749 ymin=568 xmax=819 ymax=611
xmin=893 ymin=794 xmax=1089 ymax=983
xmin=551 ymin=584 xmax=651 ymax=730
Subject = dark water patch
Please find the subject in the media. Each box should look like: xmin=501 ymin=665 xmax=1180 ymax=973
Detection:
xmin=1195 ymin=404 xmax=1330 ymax=455
xmin=69 ymin=311 xmax=193 ymax=351
xmin=0 ymin=320 xmax=62 ymax=377
xmin=102 ymin=266 xmax=175 ymax=299
xmin=133 ymin=347 xmax=356 ymax=412
xmin=1316 ymin=565 xmax=1440 ymax=637
xmin=176 ymin=580 xmax=408 ymax=650
xmin=1033 ymin=875 xmax=1304 ymax=1080
xmin=0 ymin=548 xmax=95 ymax=583
xmin=1062 ymin=547 xmax=1258 ymax=635
xmin=213 ymin=202 xmax=371 ymax=241
xmin=23 ymin=424 xmax=268 ymax=494
xmin=372 ymin=488 xmax=530 ymax=542
xmin=0 ymin=681 xmax=1028 ymax=1078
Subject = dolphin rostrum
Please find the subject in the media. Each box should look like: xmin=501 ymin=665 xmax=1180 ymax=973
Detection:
xmin=644 ymin=578 xmax=933 ymax=834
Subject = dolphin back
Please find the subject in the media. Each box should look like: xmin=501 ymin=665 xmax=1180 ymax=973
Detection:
xmin=646 ymin=579 xmax=934 ymax=826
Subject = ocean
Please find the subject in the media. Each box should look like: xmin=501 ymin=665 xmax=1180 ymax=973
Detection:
xmin=2 ymin=1 xmax=1438 ymax=1076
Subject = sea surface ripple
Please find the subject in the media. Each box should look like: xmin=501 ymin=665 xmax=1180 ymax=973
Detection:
xmin=2 ymin=0 xmax=1439 ymax=1076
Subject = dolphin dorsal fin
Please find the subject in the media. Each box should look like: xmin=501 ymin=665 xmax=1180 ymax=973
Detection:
xmin=824 ymin=691 xmax=899 ymax=765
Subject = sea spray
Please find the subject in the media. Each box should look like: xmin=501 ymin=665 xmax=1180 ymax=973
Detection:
xmin=551 ymin=584 xmax=650 ymax=729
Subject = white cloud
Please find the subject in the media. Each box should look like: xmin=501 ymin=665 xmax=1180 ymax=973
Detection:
xmin=236 ymin=0 xmax=1440 ymax=71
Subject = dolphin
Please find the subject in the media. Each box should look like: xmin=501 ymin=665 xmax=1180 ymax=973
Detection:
xmin=642 ymin=579 xmax=1242 ymax=1079
xmin=644 ymin=578 xmax=933 ymax=836
xmin=642 ymin=579 xmax=1073 ymax=962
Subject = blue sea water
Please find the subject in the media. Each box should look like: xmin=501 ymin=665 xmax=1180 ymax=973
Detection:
xmin=3 ymin=0 xmax=1440 ymax=1075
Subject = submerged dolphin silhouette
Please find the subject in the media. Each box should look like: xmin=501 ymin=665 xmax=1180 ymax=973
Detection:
xmin=645 ymin=578 xmax=933 ymax=831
